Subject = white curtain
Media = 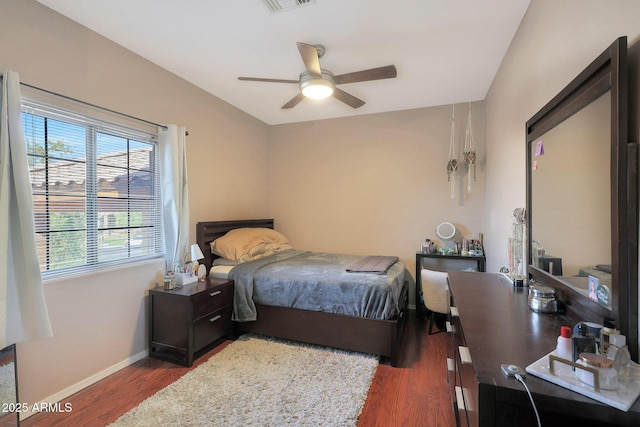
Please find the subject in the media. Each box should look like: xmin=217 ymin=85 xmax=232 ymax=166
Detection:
xmin=159 ymin=125 xmax=190 ymax=271
xmin=0 ymin=70 xmax=53 ymax=348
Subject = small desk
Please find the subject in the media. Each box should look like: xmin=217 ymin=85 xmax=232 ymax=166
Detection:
xmin=415 ymin=251 xmax=486 ymax=318
xmin=538 ymin=254 xmax=563 ymax=275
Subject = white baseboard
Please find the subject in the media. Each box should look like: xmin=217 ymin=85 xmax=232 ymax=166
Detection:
xmin=20 ymin=349 xmax=148 ymax=420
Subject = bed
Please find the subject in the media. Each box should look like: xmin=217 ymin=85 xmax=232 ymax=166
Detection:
xmin=196 ymin=219 xmax=409 ymax=366
xmin=578 ymin=264 xmax=612 ymax=287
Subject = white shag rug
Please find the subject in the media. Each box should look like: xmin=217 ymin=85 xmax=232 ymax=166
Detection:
xmin=110 ymin=334 xmax=379 ymax=426
xmin=0 ymin=362 xmax=16 ymax=419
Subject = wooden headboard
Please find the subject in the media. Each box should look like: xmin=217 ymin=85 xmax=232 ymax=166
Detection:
xmin=196 ymin=219 xmax=274 ymax=271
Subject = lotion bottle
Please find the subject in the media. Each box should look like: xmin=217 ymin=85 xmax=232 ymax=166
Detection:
xmin=556 ymin=326 xmax=572 ymax=360
xmin=555 ymin=325 xmax=573 ymax=375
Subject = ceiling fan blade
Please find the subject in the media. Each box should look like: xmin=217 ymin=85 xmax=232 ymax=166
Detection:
xmin=282 ymin=93 xmax=305 ymax=109
xmin=333 ymin=65 xmax=397 ymax=85
xmin=332 ymin=88 xmax=365 ymax=109
xmin=238 ymin=77 xmax=299 ymax=84
xmin=297 ymin=42 xmax=322 ymax=77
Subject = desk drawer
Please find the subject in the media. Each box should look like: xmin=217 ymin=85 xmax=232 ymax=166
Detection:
xmin=192 ymin=283 xmax=233 ymax=320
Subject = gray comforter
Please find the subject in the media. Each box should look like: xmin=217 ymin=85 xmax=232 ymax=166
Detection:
xmin=229 ymin=250 xmax=407 ymax=322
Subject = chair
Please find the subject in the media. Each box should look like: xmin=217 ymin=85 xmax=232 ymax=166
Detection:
xmin=421 ymin=268 xmax=450 ymax=334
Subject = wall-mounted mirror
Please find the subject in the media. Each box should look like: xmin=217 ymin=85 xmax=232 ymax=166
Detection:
xmin=526 ymin=37 xmax=638 ymax=361
xmin=0 ymin=345 xmax=18 ymax=426
xmin=530 ymin=92 xmax=611 ymax=297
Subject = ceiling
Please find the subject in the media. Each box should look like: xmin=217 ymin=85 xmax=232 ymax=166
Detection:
xmin=36 ymin=0 xmax=531 ymax=125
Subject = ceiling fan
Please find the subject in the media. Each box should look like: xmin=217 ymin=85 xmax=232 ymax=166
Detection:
xmin=238 ymin=42 xmax=397 ymax=109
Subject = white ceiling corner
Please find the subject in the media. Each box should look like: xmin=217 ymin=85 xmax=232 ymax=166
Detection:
xmin=35 ymin=0 xmax=531 ymax=125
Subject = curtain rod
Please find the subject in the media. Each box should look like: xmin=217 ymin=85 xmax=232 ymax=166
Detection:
xmin=1 ymin=74 xmax=188 ymax=135
xmin=19 ymin=82 xmax=182 ymax=133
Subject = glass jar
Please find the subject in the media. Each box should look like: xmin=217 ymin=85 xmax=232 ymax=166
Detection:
xmin=576 ymin=352 xmax=618 ymax=390
xmin=163 ymin=272 xmax=176 ymax=290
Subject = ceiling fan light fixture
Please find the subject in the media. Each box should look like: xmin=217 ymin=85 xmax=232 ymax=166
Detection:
xmin=300 ymin=78 xmax=334 ymax=99
xmin=238 ymin=43 xmax=396 ymax=109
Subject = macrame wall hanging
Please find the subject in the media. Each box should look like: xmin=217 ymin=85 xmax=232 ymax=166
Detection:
xmin=446 ymin=105 xmax=458 ymax=199
xmin=463 ymin=102 xmax=476 ymax=193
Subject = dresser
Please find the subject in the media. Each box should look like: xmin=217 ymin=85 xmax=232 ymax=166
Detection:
xmin=447 ymin=271 xmax=640 ymax=426
xmin=149 ymin=278 xmax=233 ymax=366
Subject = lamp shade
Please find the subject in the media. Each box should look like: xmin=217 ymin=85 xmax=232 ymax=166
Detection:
xmin=190 ymin=243 xmax=205 ymax=262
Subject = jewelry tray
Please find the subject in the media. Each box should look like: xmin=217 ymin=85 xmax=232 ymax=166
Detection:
xmin=526 ymin=350 xmax=640 ymax=411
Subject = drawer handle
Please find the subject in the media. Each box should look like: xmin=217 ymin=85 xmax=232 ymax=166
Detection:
xmin=447 ymin=357 xmax=455 ymax=372
xmin=459 ymin=346 xmax=472 ymax=364
xmin=209 ymin=315 xmax=222 ymax=323
xmin=446 ymin=321 xmax=454 ymax=333
xmin=455 ymin=386 xmax=466 ymax=410
xmin=209 ymin=291 xmax=222 ymax=297
xmin=450 ymin=306 xmax=459 ymax=317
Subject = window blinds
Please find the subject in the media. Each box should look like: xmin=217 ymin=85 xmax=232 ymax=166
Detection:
xmin=21 ymin=99 xmax=163 ymax=279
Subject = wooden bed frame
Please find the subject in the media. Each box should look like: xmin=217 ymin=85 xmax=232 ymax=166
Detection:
xmin=196 ymin=219 xmax=408 ymax=366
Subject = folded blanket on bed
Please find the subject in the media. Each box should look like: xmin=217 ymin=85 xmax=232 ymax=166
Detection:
xmin=346 ymin=256 xmax=399 ymax=274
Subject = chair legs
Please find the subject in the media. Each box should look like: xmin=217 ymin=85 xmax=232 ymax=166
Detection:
xmin=428 ymin=311 xmax=445 ymax=335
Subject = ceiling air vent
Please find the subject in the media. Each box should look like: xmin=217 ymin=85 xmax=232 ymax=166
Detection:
xmin=262 ymin=0 xmax=317 ymax=14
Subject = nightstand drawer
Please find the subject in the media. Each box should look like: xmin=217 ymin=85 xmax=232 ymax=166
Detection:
xmin=193 ymin=308 xmax=232 ymax=352
xmin=192 ymin=282 xmax=233 ymax=320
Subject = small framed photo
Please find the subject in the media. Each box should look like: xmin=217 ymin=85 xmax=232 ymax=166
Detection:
xmin=588 ymin=275 xmax=612 ymax=309
xmin=588 ymin=275 xmax=598 ymax=302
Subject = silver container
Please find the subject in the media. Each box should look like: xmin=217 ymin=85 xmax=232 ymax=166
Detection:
xmin=528 ymin=284 xmax=558 ymax=313
xmin=163 ymin=273 xmax=176 ymax=290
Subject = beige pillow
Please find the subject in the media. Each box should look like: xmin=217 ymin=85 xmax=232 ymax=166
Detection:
xmin=238 ymin=242 xmax=293 ymax=263
xmin=210 ymin=227 xmax=289 ymax=261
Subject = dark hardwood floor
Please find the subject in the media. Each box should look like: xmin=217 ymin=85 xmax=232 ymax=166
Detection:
xmin=21 ymin=311 xmax=454 ymax=427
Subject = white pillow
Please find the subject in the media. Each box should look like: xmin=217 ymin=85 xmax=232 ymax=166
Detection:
xmin=212 ymin=257 xmax=237 ymax=266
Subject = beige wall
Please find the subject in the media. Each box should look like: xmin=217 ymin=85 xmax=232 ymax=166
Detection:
xmin=484 ymin=0 xmax=640 ymax=360
xmin=483 ymin=0 xmax=640 ymax=273
xmin=268 ymin=103 xmax=486 ymax=306
xmin=1 ymin=0 xmax=269 ymax=408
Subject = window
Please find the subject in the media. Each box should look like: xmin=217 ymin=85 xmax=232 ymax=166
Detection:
xmin=21 ymin=100 xmax=163 ymax=278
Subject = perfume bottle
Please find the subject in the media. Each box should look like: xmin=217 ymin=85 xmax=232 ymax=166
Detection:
xmin=572 ymin=323 xmax=597 ymax=369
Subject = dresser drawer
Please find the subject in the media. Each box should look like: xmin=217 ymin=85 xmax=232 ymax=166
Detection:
xmin=193 ymin=308 xmax=232 ymax=352
xmin=192 ymin=282 xmax=233 ymax=320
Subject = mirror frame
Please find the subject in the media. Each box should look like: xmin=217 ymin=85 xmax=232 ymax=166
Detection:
xmin=526 ymin=37 xmax=638 ymax=361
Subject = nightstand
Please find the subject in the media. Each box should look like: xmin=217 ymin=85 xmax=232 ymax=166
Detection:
xmin=149 ymin=278 xmax=234 ymax=366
